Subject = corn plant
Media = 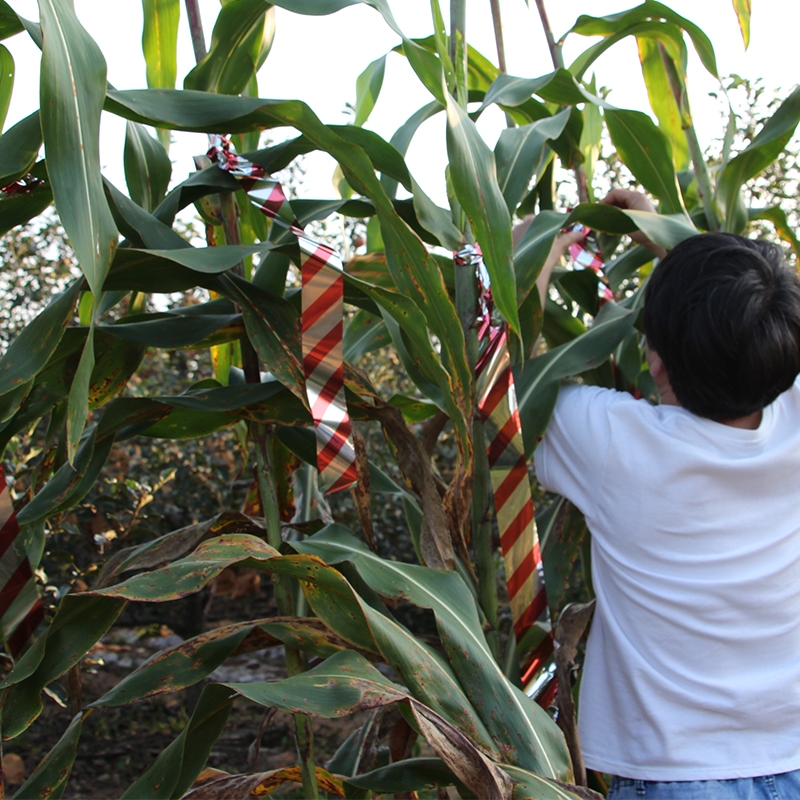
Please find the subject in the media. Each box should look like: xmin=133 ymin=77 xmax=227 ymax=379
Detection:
xmin=0 ymin=0 xmax=797 ymax=798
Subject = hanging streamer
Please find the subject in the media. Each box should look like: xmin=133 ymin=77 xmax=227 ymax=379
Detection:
xmin=568 ymin=223 xmax=613 ymax=301
xmin=0 ymin=466 xmax=44 ymax=656
xmin=458 ymin=244 xmax=555 ymax=699
xmin=208 ymin=136 xmax=357 ymax=494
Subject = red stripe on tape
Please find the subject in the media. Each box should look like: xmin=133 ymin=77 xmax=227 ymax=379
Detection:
xmin=303 ymin=278 xmax=342 ymax=334
xmin=304 ymin=322 xmax=343 ymax=377
xmin=0 ymin=560 xmax=32 ymax=619
xmin=0 ymin=507 xmax=20 ymax=562
xmin=500 ymin=501 xmax=535 ymax=554
xmin=486 ymin=411 xmax=521 ymax=467
xmin=479 ymin=366 xmax=511 ymax=420
xmin=492 ymin=456 xmax=527 ymax=514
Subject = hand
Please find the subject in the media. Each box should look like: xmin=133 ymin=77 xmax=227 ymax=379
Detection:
xmin=601 ymin=189 xmax=666 ymax=259
xmin=536 ymin=225 xmax=589 ymax=306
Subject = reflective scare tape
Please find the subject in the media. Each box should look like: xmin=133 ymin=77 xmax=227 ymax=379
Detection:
xmin=0 ymin=467 xmax=44 ymax=657
xmin=208 ymin=136 xmax=356 ymax=494
xmin=458 ymin=244 xmax=554 ymax=697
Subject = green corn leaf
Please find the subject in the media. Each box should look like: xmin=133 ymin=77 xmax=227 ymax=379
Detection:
xmin=569 ymin=18 xmax=686 ymax=82
xmin=0 ymin=0 xmax=23 ymax=40
xmin=65 ymin=325 xmax=94 ymax=464
xmin=717 ymin=86 xmax=800 ymax=233
xmin=1 ymin=596 xmax=125 ymax=739
xmin=353 ymin=54 xmax=386 ymax=126
xmin=0 ymin=161 xmax=52 ymax=234
xmin=141 ymin=0 xmax=179 ymax=88
xmin=0 ymin=42 xmax=12 ymax=131
xmin=0 ymin=111 xmax=42 ymax=185
xmin=604 ymin=108 xmax=686 ymax=216
xmin=0 ymin=279 xmax=81 ymax=396
xmin=124 ymin=121 xmax=172 ymax=212
xmin=503 ymin=765 xmax=587 ymax=800
xmin=12 ymin=712 xmax=86 ymax=799
xmin=184 ymin=0 xmax=274 ymax=96
xmin=101 ymin=307 xmax=240 ymax=349
xmin=514 ymin=210 xmax=568 ymax=302
xmin=120 ymin=684 xmax=234 ymax=800
xmin=495 ymin=108 xmax=570 ymax=213
xmin=445 ymin=93 xmax=519 ymax=338
xmin=481 ymin=70 xmax=601 ymax=111
xmin=345 ymin=758 xmax=458 ymax=794
xmin=750 ymin=206 xmax=800 ymax=260
xmin=343 ymin=310 xmax=391 ymax=361
xmin=637 ymin=34 xmax=690 ymax=170
xmin=516 ymin=302 xmax=639 ymax=455
xmin=38 ymin=0 xmax=118 ymax=298
xmin=381 ymin=101 xmax=441 ymax=198
xmin=731 ymin=0 xmax=751 ymax=49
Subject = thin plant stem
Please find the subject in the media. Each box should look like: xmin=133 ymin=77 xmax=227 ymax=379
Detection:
xmin=533 ymin=0 xmax=590 ymax=203
xmin=489 ymin=0 xmax=507 ymax=73
xmin=183 ymin=0 xmax=207 ymax=62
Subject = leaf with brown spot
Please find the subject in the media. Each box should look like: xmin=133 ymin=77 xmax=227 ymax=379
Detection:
xmin=94 ymin=511 xmax=264 ymax=588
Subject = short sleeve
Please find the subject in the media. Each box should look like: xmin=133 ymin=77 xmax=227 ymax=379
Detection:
xmin=533 ymin=384 xmax=618 ymax=518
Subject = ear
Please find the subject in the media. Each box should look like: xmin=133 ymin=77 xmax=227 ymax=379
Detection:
xmin=646 ymin=347 xmax=666 ymax=381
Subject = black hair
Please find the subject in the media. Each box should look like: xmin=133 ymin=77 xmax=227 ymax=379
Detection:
xmin=643 ymin=232 xmax=800 ymax=420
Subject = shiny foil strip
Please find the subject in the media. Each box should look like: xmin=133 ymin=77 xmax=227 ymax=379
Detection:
xmin=458 ymin=244 xmax=554 ymax=698
xmin=0 ymin=467 xmax=44 ymax=656
xmin=209 ymin=136 xmax=356 ymax=494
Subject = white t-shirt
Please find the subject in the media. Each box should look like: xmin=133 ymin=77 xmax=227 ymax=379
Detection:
xmin=534 ymin=379 xmax=800 ymax=781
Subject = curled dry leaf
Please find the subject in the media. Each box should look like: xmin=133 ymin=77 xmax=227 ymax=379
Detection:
xmin=371 ymin=402 xmax=455 ymax=570
xmin=182 ymin=766 xmax=344 ymax=799
xmin=555 ymin=600 xmax=596 ymax=787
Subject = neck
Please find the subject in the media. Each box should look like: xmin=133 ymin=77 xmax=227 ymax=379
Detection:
xmin=719 ymin=410 xmax=763 ymax=430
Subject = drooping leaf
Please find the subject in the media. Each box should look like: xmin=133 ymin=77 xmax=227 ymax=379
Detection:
xmin=344 ymin=758 xmax=457 ymax=794
xmin=481 ymin=70 xmax=601 ymax=112
xmin=0 ymin=279 xmax=81 ymax=396
xmin=124 ymin=121 xmax=172 ymax=212
xmin=569 ymin=1 xmax=719 ymax=79
xmin=184 ymin=0 xmax=274 ymax=96
xmin=381 ymin=101 xmax=441 ymax=198
xmin=446 ymin=93 xmax=519 ymax=337
xmin=503 ymin=765 xmax=587 ymax=800
xmin=0 ymin=0 xmax=23 ymax=40
xmin=182 ymin=767 xmax=345 ymax=799
xmin=0 ymin=111 xmax=42 ymax=185
xmin=38 ymin=0 xmax=118 ymax=297
xmin=604 ymin=108 xmax=686 ymax=215
xmin=514 ymin=210 xmax=567 ymax=301
xmin=353 ymin=54 xmax=386 ymax=127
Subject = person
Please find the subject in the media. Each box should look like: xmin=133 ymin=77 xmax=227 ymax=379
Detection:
xmin=533 ymin=189 xmax=800 ymax=799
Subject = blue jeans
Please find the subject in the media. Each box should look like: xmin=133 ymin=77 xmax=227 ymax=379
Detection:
xmin=607 ymin=770 xmax=800 ymax=799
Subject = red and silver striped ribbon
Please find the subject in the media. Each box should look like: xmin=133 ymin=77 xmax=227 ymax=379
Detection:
xmin=209 ymin=137 xmax=357 ymax=494
xmin=568 ymin=224 xmax=613 ymax=301
xmin=0 ymin=466 xmax=44 ymax=656
xmin=458 ymin=244 xmax=554 ymax=697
